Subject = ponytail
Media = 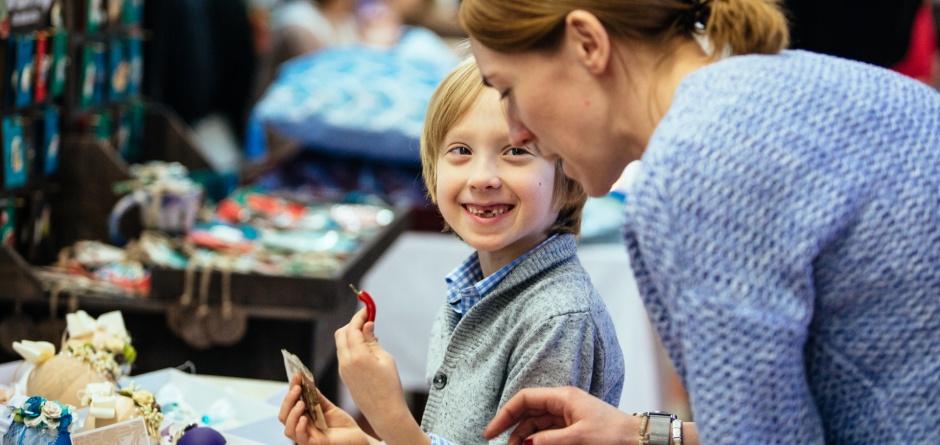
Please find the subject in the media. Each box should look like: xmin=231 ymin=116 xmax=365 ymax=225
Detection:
xmin=704 ymin=0 xmax=789 ymax=56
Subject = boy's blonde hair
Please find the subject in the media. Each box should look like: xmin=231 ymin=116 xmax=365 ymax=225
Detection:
xmin=420 ymin=57 xmax=586 ymax=236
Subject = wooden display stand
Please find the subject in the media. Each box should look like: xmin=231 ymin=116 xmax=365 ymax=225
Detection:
xmin=0 ymin=105 xmax=411 ymax=399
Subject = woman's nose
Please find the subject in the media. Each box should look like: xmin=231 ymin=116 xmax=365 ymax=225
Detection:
xmin=507 ymin=116 xmax=534 ymax=148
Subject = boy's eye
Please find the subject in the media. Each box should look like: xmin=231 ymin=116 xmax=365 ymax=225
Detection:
xmin=507 ymin=147 xmax=529 ymax=156
xmin=448 ymin=146 xmax=471 ymax=155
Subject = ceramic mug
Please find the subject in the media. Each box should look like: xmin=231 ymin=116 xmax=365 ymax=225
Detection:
xmin=108 ymin=185 xmax=202 ymax=246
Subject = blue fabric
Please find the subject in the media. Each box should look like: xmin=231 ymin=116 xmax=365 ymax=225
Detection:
xmin=3 ymin=423 xmax=60 ymax=445
xmin=428 ymin=432 xmax=455 ymax=445
xmin=625 ymin=50 xmax=940 ymax=444
xmin=249 ymin=26 xmax=459 ymax=164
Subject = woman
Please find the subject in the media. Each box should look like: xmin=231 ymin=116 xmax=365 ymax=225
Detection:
xmin=458 ymin=0 xmax=940 ymax=444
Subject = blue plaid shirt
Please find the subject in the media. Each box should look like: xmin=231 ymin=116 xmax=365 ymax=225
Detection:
xmin=427 ymin=234 xmax=558 ymax=445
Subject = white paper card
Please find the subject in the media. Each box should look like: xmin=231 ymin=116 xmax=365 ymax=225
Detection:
xmin=70 ymin=416 xmax=149 ymax=445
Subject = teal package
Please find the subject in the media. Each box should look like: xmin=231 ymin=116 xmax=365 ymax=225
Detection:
xmin=13 ymin=33 xmax=35 ymax=107
xmin=43 ymin=107 xmax=60 ymax=176
xmin=2 ymin=115 xmax=27 ymax=189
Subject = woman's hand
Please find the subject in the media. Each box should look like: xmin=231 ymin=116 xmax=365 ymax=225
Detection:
xmin=484 ymin=386 xmax=640 ymax=445
xmin=335 ymin=308 xmax=428 ymax=445
xmin=278 ymin=373 xmax=372 ymax=445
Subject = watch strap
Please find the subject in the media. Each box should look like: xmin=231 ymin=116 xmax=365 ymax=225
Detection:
xmin=647 ymin=412 xmax=674 ymax=445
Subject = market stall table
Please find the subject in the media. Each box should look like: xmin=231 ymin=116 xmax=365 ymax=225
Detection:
xmin=0 ymin=204 xmax=412 ymax=401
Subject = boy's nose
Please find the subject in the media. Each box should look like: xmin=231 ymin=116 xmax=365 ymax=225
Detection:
xmin=468 ymin=161 xmax=501 ymax=190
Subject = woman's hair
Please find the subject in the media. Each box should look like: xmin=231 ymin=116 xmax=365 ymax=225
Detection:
xmin=458 ymin=0 xmax=789 ymax=58
xmin=420 ymin=57 xmax=587 ymax=236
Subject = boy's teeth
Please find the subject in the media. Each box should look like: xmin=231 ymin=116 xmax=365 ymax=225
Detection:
xmin=468 ymin=205 xmax=510 ymax=217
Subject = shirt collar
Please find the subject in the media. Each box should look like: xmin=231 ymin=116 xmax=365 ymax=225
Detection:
xmin=444 ymin=234 xmax=558 ymax=315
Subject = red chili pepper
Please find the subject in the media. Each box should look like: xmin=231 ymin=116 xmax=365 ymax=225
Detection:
xmin=349 ymin=284 xmax=376 ymax=322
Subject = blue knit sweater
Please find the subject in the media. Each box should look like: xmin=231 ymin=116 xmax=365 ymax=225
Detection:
xmin=624 ymin=50 xmax=940 ymax=444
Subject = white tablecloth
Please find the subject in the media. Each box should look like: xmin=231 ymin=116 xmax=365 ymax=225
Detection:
xmin=358 ymin=231 xmax=664 ymax=414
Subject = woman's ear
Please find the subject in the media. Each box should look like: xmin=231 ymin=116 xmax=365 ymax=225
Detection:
xmin=565 ymin=10 xmax=611 ymax=74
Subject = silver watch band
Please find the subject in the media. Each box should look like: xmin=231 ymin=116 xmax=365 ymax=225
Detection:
xmin=646 ymin=412 xmax=676 ymax=445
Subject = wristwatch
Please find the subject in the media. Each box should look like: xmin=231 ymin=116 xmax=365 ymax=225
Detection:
xmin=642 ymin=411 xmax=677 ymax=445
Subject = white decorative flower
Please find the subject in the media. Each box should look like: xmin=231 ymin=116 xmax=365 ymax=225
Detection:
xmin=24 ymin=414 xmax=44 ymax=427
xmin=44 ymin=415 xmax=60 ymax=430
xmin=105 ymin=338 xmax=125 ymax=352
xmin=11 ymin=340 xmax=55 ymax=365
xmin=41 ymin=401 xmax=63 ymax=419
xmin=132 ymin=390 xmax=154 ymax=407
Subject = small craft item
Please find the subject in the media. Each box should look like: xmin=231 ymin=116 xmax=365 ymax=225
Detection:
xmin=2 ymin=394 xmax=78 ymax=445
xmin=109 ymin=161 xmax=204 ymax=246
xmin=185 ymin=223 xmax=257 ymax=254
xmin=114 ymin=383 xmax=163 ymax=439
xmin=79 ymin=381 xmax=163 ymax=439
xmin=215 ymin=189 xmax=309 ymax=229
xmin=15 ymin=340 xmax=107 ymax=408
xmin=281 ymin=349 xmax=327 ymax=431
xmin=178 ymin=266 xmax=213 ymax=350
xmin=17 ymin=310 xmax=137 ymax=407
xmin=165 ymin=263 xmax=197 ymax=338
xmin=134 ymin=230 xmax=188 ymax=269
xmin=95 ymin=260 xmax=151 ymax=295
xmin=160 ymin=423 xmax=198 ymax=445
xmin=0 ymin=297 xmax=38 ymax=355
xmin=177 ymin=426 xmax=227 ymax=445
xmin=204 ymin=263 xmax=248 ymax=346
xmin=350 ymin=285 xmax=376 ymax=322
xmin=63 ymin=310 xmax=137 ymax=380
xmin=77 ymin=381 xmax=117 ymax=429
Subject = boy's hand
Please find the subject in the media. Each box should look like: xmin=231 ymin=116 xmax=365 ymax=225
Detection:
xmin=279 ymin=373 xmax=371 ymax=445
xmin=336 ymin=308 xmax=427 ymax=445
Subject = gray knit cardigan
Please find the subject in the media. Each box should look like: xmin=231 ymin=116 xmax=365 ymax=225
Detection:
xmin=421 ymin=233 xmax=625 ymax=444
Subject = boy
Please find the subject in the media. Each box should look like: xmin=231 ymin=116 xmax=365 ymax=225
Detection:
xmin=280 ymin=57 xmax=624 ymax=445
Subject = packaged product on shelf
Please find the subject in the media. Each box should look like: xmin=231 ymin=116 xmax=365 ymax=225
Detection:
xmin=49 ymin=30 xmax=66 ymax=99
xmin=33 ymin=30 xmax=49 ymax=102
xmin=38 ymin=106 xmax=59 ymax=177
xmin=2 ymin=114 xmax=28 ymax=189
xmin=12 ymin=33 xmax=34 ymax=107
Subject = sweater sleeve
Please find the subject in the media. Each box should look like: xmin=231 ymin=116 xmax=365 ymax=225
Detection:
xmin=506 ymin=310 xmax=620 ymax=405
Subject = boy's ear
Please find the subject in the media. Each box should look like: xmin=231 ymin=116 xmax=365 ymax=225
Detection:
xmin=564 ymin=10 xmax=610 ymax=75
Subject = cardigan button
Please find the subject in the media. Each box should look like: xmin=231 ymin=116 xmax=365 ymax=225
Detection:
xmin=432 ymin=372 xmax=448 ymax=389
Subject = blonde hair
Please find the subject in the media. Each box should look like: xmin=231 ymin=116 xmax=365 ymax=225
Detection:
xmin=458 ymin=0 xmax=789 ymax=58
xmin=420 ymin=57 xmax=587 ymax=236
